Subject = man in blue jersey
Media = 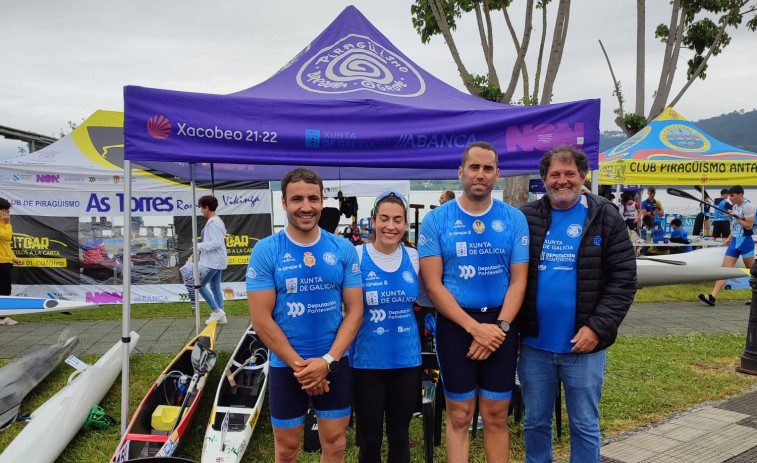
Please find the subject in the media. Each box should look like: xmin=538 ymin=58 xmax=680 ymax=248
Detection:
xmin=699 ymin=185 xmax=755 ymax=306
xmin=419 ymin=141 xmax=530 ymax=462
xmin=518 ymin=146 xmax=636 ymax=463
xmin=640 ymin=186 xmax=664 ymax=225
xmin=247 ymin=168 xmax=364 ymax=463
xmin=711 ymin=188 xmax=733 ymax=239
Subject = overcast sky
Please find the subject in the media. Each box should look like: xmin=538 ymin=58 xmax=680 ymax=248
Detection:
xmin=2 ymin=1 xmax=756 ymax=158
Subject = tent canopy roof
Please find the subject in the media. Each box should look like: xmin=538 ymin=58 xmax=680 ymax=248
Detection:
xmin=124 ymin=5 xmax=600 ymax=181
xmin=599 ymin=107 xmax=757 ymax=185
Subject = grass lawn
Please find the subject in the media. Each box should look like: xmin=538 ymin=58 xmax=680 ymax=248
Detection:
xmin=2 ymin=283 xmax=757 ymax=461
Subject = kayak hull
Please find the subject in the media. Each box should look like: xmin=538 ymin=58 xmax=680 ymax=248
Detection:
xmin=201 ymin=325 xmax=269 ymax=463
xmin=0 ymin=332 xmax=139 ymax=463
xmin=0 ymin=296 xmax=98 ymax=317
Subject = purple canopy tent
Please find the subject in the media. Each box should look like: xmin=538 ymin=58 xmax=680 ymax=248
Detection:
xmin=119 ymin=5 xmax=601 ymax=431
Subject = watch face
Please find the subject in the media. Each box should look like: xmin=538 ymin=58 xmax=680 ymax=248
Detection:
xmin=328 ymin=359 xmax=339 ymax=373
xmin=498 ymin=320 xmax=510 ymax=332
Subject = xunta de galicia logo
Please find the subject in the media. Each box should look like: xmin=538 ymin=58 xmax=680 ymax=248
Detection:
xmin=147 ymin=115 xmax=171 ymax=140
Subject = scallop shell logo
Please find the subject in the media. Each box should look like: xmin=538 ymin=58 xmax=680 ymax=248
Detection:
xmin=297 ymin=34 xmax=425 ymax=97
xmin=147 ymin=115 xmax=172 ymax=140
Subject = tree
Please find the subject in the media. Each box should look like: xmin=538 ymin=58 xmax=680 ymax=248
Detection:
xmin=411 ymin=0 xmax=573 ymax=207
xmin=605 ymin=0 xmax=757 ymax=137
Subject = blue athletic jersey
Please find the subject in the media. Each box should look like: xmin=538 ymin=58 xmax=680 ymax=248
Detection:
xmin=246 ymin=229 xmax=363 ymax=367
xmin=524 ymin=197 xmax=587 ymax=353
xmin=417 ymin=199 xmax=530 ymax=309
xmin=640 ymin=198 xmax=663 ymax=223
xmin=713 ymin=198 xmax=732 ymax=222
xmin=731 ymin=199 xmax=755 ymax=237
xmin=700 ymin=202 xmax=711 ymax=217
xmin=670 ymin=228 xmax=692 ymax=252
xmin=349 ymin=245 xmax=421 ymax=369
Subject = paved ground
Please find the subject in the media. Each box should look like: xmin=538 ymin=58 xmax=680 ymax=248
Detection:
xmin=1 ymin=299 xmax=757 ymax=462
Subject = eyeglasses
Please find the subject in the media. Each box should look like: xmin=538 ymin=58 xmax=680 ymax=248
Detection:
xmin=374 ymin=191 xmax=408 ymax=210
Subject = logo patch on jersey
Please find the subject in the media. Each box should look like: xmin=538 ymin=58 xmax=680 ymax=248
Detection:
xmin=418 ymin=235 xmax=427 ymax=246
xmin=286 ymin=278 xmax=298 ymax=293
xmin=454 ymin=220 xmax=465 ymax=229
xmin=398 ymin=326 xmax=411 ymax=333
xmin=286 ymin=302 xmax=305 ymax=317
xmin=472 ymin=219 xmax=485 ymax=234
xmin=491 ymin=220 xmax=504 ymax=232
xmin=373 ymin=327 xmax=388 ymax=335
xmin=323 ymin=252 xmax=337 ymax=265
xmin=369 ymin=309 xmax=386 ymax=322
xmin=303 ymin=252 xmax=316 ymax=267
xmin=567 ymin=224 xmax=582 ymax=238
xmin=522 ymin=236 xmax=529 ymax=245
xmin=352 ymin=263 xmax=360 ymax=273
xmin=456 ymin=242 xmax=467 ymax=257
xmin=458 ymin=265 xmax=476 ymax=279
xmin=365 ymin=271 xmax=380 ymax=281
xmin=246 ymin=267 xmax=257 ymax=279
xmin=366 ymin=291 xmax=379 ymax=306
xmin=402 ymin=271 xmax=414 ymax=283
xmin=282 ymin=253 xmax=295 ymax=263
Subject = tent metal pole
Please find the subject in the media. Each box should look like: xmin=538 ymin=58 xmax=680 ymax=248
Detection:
xmin=191 ymin=165 xmax=200 ymax=335
xmin=121 ymin=160 xmax=133 ymax=435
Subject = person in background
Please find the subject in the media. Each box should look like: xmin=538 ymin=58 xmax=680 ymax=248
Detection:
xmin=419 ymin=141 xmax=529 ymax=463
xmin=439 ymin=190 xmax=456 ymax=205
xmin=699 ymin=185 xmax=755 ymax=306
xmin=669 ymin=218 xmax=692 ymax=253
xmin=518 ymin=146 xmax=637 ymax=463
xmin=693 ymin=195 xmax=712 ymax=237
xmin=350 ymin=191 xmax=422 ymax=463
xmin=621 ymin=193 xmax=640 ymax=231
xmin=640 ymin=186 xmax=664 ymax=224
xmin=639 ymin=215 xmax=668 ymax=255
xmin=197 ymin=195 xmax=229 ymax=325
xmin=0 ymin=197 xmax=23 ymax=326
xmin=711 ymin=188 xmax=733 ymax=240
xmin=247 ymin=168 xmax=363 ymax=463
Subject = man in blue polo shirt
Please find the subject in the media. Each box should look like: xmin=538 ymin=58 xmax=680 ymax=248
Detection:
xmin=419 ymin=141 xmax=529 ymax=462
xmin=247 ymin=168 xmax=363 ymax=463
xmin=640 ymin=186 xmax=664 ymax=225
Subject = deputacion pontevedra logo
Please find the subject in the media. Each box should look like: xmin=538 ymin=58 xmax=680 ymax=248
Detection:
xmin=297 ymin=34 xmax=425 ymax=97
xmin=147 ymin=115 xmax=171 ymax=139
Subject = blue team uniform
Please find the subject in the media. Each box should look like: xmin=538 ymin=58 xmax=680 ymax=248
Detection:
xmin=246 ymin=228 xmax=362 ymax=427
xmin=524 ymin=197 xmax=587 ymax=353
xmin=726 ymin=199 xmax=755 ymax=258
xmin=418 ymin=199 xmax=529 ymax=401
xmin=349 ymin=245 xmax=420 ymax=369
xmin=641 ymin=198 xmax=663 ymax=224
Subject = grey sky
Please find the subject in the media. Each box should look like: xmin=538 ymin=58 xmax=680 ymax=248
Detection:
xmin=2 ymin=1 xmax=755 ymax=157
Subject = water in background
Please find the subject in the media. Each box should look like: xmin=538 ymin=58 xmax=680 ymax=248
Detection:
xmin=271 ymin=187 xmax=739 ymax=230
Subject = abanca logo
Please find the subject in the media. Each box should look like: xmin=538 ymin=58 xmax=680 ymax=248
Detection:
xmin=147 ymin=115 xmax=171 ymax=140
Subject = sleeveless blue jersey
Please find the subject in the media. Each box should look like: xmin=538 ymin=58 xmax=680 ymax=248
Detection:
xmin=524 ymin=197 xmax=587 ymax=353
xmin=349 ymin=245 xmax=421 ymax=369
xmin=417 ymin=199 xmax=530 ymax=309
xmin=732 ymin=199 xmax=755 ymax=237
xmin=246 ymin=229 xmax=362 ymax=368
xmin=713 ymin=198 xmax=732 ymax=222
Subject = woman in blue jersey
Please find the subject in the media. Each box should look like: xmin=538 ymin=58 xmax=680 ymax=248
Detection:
xmin=350 ymin=191 xmax=422 ymax=463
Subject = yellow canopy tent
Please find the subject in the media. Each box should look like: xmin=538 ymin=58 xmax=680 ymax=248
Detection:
xmin=599 ymin=107 xmax=757 ymax=186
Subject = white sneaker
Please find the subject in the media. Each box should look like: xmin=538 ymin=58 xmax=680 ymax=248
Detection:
xmin=205 ymin=310 xmax=227 ymax=325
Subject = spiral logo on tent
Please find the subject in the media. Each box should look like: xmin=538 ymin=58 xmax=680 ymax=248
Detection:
xmin=147 ymin=115 xmax=171 ymax=140
xmin=297 ymin=34 xmax=425 ymax=97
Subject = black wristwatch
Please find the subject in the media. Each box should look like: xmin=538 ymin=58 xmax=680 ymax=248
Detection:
xmin=495 ymin=320 xmax=510 ymax=334
xmin=322 ymin=353 xmax=339 ymax=373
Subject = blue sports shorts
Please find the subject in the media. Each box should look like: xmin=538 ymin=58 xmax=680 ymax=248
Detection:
xmin=268 ymin=357 xmax=352 ymax=428
xmin=725 ymin=236 xmax=755 ymax=259
xmin=435 ymin=309 xmax=518 ymax=402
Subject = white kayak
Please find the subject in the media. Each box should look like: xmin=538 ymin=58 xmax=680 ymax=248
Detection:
xmin=0 ymin=332 xmax=139 ymax=463
xmin=0 ymin=296 xmax=98 ymax=317
xmin=201 ymin=325 xmax=269 ymax=463
xmin=637 ymin=247 xmax=749 ymax=287
xmin=0 ymin=330 xmax=79 ymax=430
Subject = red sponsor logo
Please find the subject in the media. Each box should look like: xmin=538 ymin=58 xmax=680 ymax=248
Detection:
xmin=147 ymin=115 xmax=171 ymax=139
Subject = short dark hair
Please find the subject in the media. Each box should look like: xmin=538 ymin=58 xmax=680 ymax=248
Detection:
xmin=728 ymin=185 xmax=744 ymax=195
xmin=281 ymin=168 xmax=323 ymax=200
xmin=461 ymin=141 xmax=498 ymax=167
xmin=648 ymin=186 xmax=656 ymax=194
xmin=0 ymin=197 xmax=10 ymax=210
xmin=443 ymin=190 xmax=456 ymax=200
xmin=671 ymin=218 xmax=683 ymax=227
xmin=539 ymin=145 xmax=589 ymax=181
xmin=198 ymin=195 xmax=219 ymax=211
xmin=721 ymin=188 xmax=729 ymax=195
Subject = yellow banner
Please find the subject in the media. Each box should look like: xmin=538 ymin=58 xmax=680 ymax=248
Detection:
xmin=599 ymin=160 xmax=757 ymax=185
xmin=227 ymin=255 xmax=250 ymax=265
xmin=19 ymin=258 xmax=68 ymax=268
